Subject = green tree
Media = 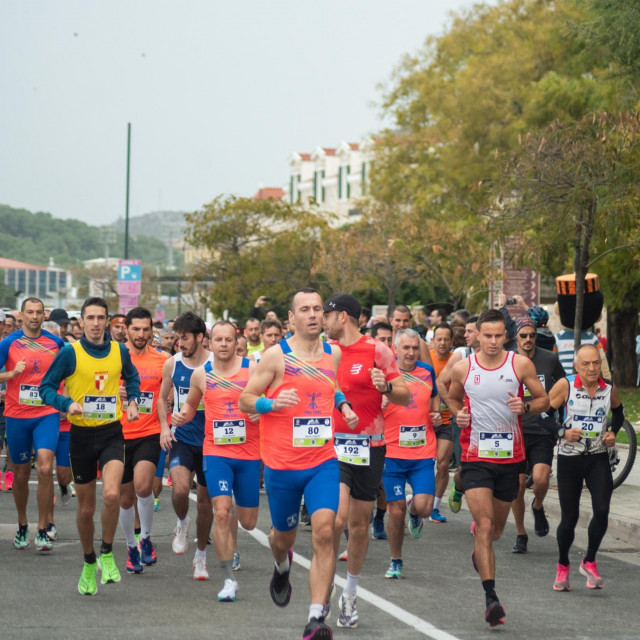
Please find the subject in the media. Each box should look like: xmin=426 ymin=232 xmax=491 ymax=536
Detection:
xmin=494 ymin=111 xmax=640 ymax=383
xmin=184 ymin=196 xmax=330 ymax=320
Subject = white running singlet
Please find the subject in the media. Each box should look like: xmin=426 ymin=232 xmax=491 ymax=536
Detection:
xmin=460 ymin=351 xmax=525 ymax=464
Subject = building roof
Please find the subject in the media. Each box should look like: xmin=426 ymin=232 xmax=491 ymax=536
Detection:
xmin=320 ymin=147 xmax=336 ymax=156
xmin=0 ymin=257 xmax=47 ymax=271
xmin=253 ymin=187 xmax=286 ymax=201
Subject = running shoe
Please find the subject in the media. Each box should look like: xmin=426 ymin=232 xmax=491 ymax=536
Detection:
xmin=98 ymin=552 xmax=121 ymax=584
xmin=429 ymin=508 xmax=447 ymax=523
xmin=69 ymin=481 xmax=77 ymax=497
xmin=58 ymin=483 xmax=71 ymax=506
xmin=485 ymin=599 xmax=505 ymax=627
xmin=322 ymin=581 xmax=336 ymax=620
xmin=126 ymin=545 xmax=144 ymax=574
xmin=35 ymin=529 xmax=53 ymax=552
xmin=217 ymin=578 xmax=238 ymax=602
xmin=172 ymin=516 xmax=190 ymax=554
xmin=303 ymin=617 xmax=333 ymax=639
xmin=78 ymin=562 xmax=98 ymax=596
xmin=140 ymin=537 xmax=158 ymax=566
xmin=4 ymin=470 xmax=14 ymax=491
xmin=192 ymin=555 xmax=209 ymax=581
xmin=448 ymin=479 xmax=462 ymax=513
xmin=338 ymin=549 xmax=348 ymax=562
xmin=531 ymin=499 xmax=550 ymax=537
xmin=232 ymin=550 xmax=241 ymax=571
xmin=337 ymin=593 xmax=358 ymax=629
xmin=385 ymin=559 xmax=403 ymax=579
xmin=371 ymin=517 xmax=387 ymax=540
xmin=167 ymin=475 xmax=173 ymax=486
xmin=13 ymin=524 xmax=29 ymax=549
xmin=579 ymin=558 xmax=604 ymax=589
xmin=269 ymin=548 xmax=293 ymax=607
xmin=512 ymin=534 xmax=528 ymax=554
xmin=46 ymin=523 xmax=58 ymax=541
xmin=407 ymin=498 xmax=424 ymax=539
xmin=553 ymin=563 xmax=571 ymax=592
xmin=300 ymin=503 xmax=311 ymax=526
xmin=470 ymin=520 xmax=476 ymax=537
xmin=154 ymin=497 xmax=159 ymax=511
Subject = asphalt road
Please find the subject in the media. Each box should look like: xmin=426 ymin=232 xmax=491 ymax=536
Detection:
xmin=0 ymin=480 xmax=638 ymax=640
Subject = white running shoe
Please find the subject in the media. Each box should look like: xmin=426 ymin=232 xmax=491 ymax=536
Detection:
xmin=217 ymin=578 xmax=238 ymax=601
xmin=192 ymin=555 xmax=209 ymax=581
xmin=172 ymin=516 xmax=190 ymax=555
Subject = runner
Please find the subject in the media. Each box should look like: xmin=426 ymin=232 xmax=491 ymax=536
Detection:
xmin=244 ymin=318 xmax=263 ymax=356
xmin=382 ymin=329 xmax=440 ymax=579
xmin=239 ymin=288 xmax=358 ymax=640
xmin=251 ymin=319 xmax=283 ymax=363
xmin=428 ymin=322 xmax=454 ymax=523
xmin=236 ymin=336 xmax=249 ymax=357
xmin=436 ymin=316 xmax=480 ymax=511
xmin=174 ymin=320 xmax=260 ymax=602
xmin=323 ymin=293 xmax=409 ymax=630
xmin=109 ymin=314 xmax=127 ymax=344
xmin=0 ymin=298 xmax=64 ymax=552
xmin=40 ymin=296 xmax=141 ymax=595
xmin=509 ymin=316 xmax=565 ymax=554
xmin=447 ymin=309 xmax=548 ymax=627
xmin=118 ymin=307 xmax=167 ymax=574
xmin=158 ymin=311 xmax=214 ymax=580
xmin=389 ymin=305 xmax=433 ymax=367
xmin=547 ymin=344 xmax=623 ymax=591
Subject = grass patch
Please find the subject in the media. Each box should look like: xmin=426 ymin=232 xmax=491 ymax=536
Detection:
xmin=619 ymin=387 xmax=640 ymax=424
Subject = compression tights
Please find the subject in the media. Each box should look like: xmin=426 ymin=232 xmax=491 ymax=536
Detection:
xmin=556 ymin=452 xmax=612 ymax=565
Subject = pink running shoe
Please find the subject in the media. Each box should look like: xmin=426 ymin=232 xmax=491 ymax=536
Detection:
xmin=553 ymin=563 xmax=571 ymax=592
xmin=580 ymin=559 xmax=603 ymax=589
xmin=4 ymin=470 xmax=14 ymax=491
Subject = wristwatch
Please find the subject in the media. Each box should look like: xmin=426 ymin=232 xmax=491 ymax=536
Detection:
xmin=557 ymin=427 xmax=566 ymax=439
xmin=382 ymin=382 xmax=393 ymax=395
xmin=523 ymin=402 xmax=531 ymax=414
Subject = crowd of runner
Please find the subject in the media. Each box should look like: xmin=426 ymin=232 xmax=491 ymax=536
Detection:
xmin=0 ymin=291 xmax=624 ymax=639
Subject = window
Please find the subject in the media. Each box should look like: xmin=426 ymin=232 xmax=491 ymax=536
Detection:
xmin=59 ymin=272 xmax=67 ymax=289
xmin=346 ymin=165 xmax=351 ymax=199
xmin=28 ymin=270 xmax=37 ymax=295
xmin=338 ymin=166 xmax=343 ymax=199
xmin=361 ymin=162 xmax=367 ymax=195
xmin=17 ymin=269 xmax=26 ymax=294
xmin=48 ymin=270 xmax=56 ymax=292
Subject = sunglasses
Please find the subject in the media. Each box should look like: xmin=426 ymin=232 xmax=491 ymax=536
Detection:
xmin=518 ymin=332 xmax=536 ymax=339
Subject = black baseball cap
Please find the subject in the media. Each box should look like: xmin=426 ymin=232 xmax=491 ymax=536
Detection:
xmin=323 ymin=294 xmax=361 ymax=320
xmin=49 ymin=308 xmax=71 ymax=326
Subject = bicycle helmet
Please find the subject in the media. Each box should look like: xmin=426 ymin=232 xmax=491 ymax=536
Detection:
xmin=527 ymin=305 xmax=549 ymax=328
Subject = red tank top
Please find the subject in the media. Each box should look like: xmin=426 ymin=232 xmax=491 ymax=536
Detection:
xmin=261 ymin=339 xmax=336 ymax=470
xmin=203 ymin=358 xmax=258 ymax=460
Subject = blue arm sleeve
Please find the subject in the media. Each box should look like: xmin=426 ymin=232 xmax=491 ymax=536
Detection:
xmin=119 ymin=344 xmax=141 ymax=402
xmin=39 ymin=345 xmax=77 ymax=413
xmin=0 ymin=336 xmax=11 ymax=369
xmin=425 ymin=363 xmax=438 ymax=397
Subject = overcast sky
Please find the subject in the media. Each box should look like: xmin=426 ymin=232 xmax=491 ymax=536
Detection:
xmin=1 ymin=0 xmax=481 ymax=225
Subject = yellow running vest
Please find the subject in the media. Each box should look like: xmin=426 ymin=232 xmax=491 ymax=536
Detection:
xmin=65 ymin=341 xmax=123 ymax=427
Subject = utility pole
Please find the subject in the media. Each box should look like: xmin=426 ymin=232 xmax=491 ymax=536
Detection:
xmin=124 ymin=122 xmax=132 ymax=259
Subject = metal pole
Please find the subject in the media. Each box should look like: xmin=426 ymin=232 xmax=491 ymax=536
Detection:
xmin=125 ymin=122 xmax=131 ymax=259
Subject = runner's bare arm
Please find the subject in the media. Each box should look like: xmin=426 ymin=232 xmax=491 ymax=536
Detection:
xmin=158 ymin=357 xmax=176 ymax=449
xmin=446 ymin=359 xmax=470 ymax=428
xmin=436 ymin=351 xmax=462 ymax=405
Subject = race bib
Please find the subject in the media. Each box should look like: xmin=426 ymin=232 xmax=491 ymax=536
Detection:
xmin=334 ymin=434 xmax=370 ymax=465
xmin=399 ymin=425 xmax=426 ymax=447
xmin=572 ymin=414 xmax=605 ymax=439
xmin=19 ymin=384 xmax=43 ymax=406
xmin=83 ymin=395 xmax=117 ymax=420
xmin=178 ymin=387 xmax=204 ymax=411
xmin=213 ymin=419 xmax=246 ymax=445
xmin=292 ymin=417 xmax=332 ymax=447
xmin=478 ymin=432 xmax=514 ymax=459
xmin=124 ymin=391 xmax=154 ymax=414
xmin=523 ymin=374 xmax=545 ymax=400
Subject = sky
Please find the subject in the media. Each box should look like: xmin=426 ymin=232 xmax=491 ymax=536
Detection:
xmin=1 ymin=0 xmax=482 ymax=226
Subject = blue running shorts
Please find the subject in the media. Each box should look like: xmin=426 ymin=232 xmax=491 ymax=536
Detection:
xmin=6 ymin=413 xmax=60 ymax=464
xmin=382 ymin=457 xmax=436 ymax=502
xmin=203 ymin=456 xmax=261 ymax=507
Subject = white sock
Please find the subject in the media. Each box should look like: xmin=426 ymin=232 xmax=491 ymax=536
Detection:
xmin=178 ymin=516 xmax=189 ymax=527
xmin=194 ymin=547 xmax=206 ymax=560
xmin=275 ymin=554 xmax=290 ymax=574
xmin=119 ymin=506 xmax=137 ymax=548
xmin=137 ymin=493 xmax=154 ymax=539
xmin=434 ymin=497 xmax=442 ymax=510
xmin=309 ymin=603 xmax=324 ymax=621
xmin=344 ymin=571 xmax=359 ymax=596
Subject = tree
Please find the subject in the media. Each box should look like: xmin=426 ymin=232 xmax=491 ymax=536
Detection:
xmin=494 ymin=111 xmax=640 ymax=383
xmin=184 ymin=195 xmax=330 ymax=320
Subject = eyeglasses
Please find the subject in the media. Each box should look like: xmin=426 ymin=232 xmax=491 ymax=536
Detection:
xmin=518 ymin=332 xmax=536 ymax=339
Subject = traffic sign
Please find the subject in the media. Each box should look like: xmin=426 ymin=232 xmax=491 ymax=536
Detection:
xmin=118 ymin=259 xmax=142 ymax=282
